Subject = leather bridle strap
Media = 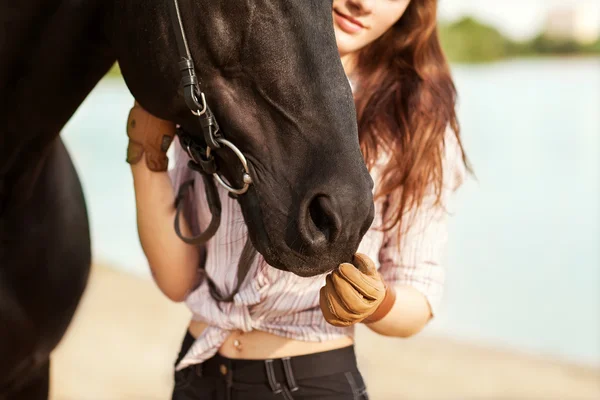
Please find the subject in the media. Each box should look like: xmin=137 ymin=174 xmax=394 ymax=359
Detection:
xmin=168 ymin=0 xmax=223 ymax=248
xmin=167 ymin=0 xmax=220 ymax=150
xmin=209 ymin=237 xmax=257 ymax=303
xmin=167 ymin=0 xmax=258 ymax=303
xmin=167 ymin=0 xmax=193 ymax=65
xmin=174 ymin=174 xmax=256 ymax=303
xmin=174 ymin=175 xmax=221 ymax=246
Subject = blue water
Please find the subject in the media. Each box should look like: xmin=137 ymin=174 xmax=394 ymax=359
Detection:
xmin=61 ymin=58 xmax=600 ymax=368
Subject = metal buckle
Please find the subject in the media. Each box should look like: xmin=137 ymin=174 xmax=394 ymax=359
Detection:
xmin=190 ymin=90 xmax=207 ymax=117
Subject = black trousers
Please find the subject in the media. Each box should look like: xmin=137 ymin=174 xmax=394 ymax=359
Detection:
xmin=172 ymin=331 xmax=369 ymax=400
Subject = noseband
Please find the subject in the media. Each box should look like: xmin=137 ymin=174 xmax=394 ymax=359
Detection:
xmin=168 ymin=0 xmax=256 ymax=302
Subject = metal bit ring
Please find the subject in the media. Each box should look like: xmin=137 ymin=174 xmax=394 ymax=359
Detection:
xmin=206 ymin=138 xmax=253 ymax=195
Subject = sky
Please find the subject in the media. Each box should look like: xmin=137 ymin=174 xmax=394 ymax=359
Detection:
xmin=438 ymin=0 xmax=600 ymax=40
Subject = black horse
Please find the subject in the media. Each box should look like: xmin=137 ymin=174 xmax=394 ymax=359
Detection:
xmin=0 ymin=1 xmax=374 ymax=398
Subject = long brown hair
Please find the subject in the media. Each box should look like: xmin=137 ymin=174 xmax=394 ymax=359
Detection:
xmin=353 ymin=0 xmax=471 ymax=238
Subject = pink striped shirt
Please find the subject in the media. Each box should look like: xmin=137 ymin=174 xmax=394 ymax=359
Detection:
xmin=169 ymin=129 xmax=465 ymax=371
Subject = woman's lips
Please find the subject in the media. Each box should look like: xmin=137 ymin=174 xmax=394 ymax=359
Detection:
xmin=333 ymin=9 xmax=365 ymax=34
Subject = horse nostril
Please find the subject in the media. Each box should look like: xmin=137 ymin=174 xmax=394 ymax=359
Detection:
xmin=308 ymin=195 xmax=340 ymax=243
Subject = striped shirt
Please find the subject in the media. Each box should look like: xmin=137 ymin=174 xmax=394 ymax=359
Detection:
xmin=168 ymin=129 xmax=465 ymax=371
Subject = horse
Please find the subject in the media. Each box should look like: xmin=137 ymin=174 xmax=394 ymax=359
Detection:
xmin=0 ymin=0 xmax=375 ymax=398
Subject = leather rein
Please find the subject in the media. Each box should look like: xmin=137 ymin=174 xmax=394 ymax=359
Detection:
xmin=168 ymin=0 xmax=257 ymax=302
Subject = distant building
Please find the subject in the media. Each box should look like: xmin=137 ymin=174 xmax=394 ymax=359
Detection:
xmin=544 ymin=5 xmax=599 ymax=44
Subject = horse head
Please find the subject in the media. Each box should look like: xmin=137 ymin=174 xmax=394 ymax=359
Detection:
xmin=114 ymin=0 xmax=375 ymax=277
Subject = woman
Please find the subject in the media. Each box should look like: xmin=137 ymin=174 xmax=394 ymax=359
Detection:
xmin=126 ymin=0 xmax=470 ymax=398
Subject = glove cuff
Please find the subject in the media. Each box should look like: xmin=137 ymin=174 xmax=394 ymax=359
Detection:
xmin=362 ymin=284 xmax=396 ymax=324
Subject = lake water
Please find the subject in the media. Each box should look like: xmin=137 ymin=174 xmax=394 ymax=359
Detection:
xmin=61 ymin=58 xmax=600 ymax=368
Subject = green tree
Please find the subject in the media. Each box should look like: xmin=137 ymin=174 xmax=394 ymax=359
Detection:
xmin=438 ymin=15 xmax=600 ymax=63
xmin=439 ymin=17 xmax=509 ymax=63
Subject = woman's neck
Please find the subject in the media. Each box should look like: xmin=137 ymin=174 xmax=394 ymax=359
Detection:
xmin=340 ymin=53 xmax=357 ymax=77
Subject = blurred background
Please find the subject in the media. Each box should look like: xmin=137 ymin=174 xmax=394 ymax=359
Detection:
xmin=50 ymin=1 xmax=600 ymax=399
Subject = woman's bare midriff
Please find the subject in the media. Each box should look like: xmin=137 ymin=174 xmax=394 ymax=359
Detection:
xmin=188 ymin=320 xmax=354 ymax=359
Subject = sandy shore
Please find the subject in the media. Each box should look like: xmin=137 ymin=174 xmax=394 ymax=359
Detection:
xmin=49 ymin=265 xmax=600 ymax=400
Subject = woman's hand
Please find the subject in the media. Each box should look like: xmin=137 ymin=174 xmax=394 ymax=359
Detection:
xmin=126 ymin=101 xmax=176 ymax=171
xmin=319 ymin=253 xmax=396 ymax=327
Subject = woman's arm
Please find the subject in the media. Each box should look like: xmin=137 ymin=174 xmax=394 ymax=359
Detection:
xmin=363 ymin=285 xmax=432 ymax=337
xmin=131 ymin=162 xmax=199 ymax=302
xmin=362 ymin=195 xmax=448 ymax=337
xmin=366 ymin=130 xmax=467 ymax=337
xmin=319 ymin=131 xmax=466 ymax=334
xmin=126 ymin=101 xmax=200 ymax=302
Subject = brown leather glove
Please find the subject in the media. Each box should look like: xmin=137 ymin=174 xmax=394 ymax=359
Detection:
xmin=319 ymin=253 xmax=397 ymax=327
xmin=126 ymin=101 xmax=176 ymax=172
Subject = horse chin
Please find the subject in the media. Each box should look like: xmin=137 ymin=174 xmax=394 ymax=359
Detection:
xmin=288 ymin=264 xmax=336 ymax=278
xmin=253 ymin=239 xmax=343 ymax=278
xmin=280 ymin=254 xmax=341 ymax=278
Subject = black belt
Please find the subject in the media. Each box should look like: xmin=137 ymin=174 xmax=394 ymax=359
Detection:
xmin=180 ymin=332 xmax=357 ymax=394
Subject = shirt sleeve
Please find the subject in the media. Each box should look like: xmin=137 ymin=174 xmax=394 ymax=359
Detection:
xmin=377 ymin=129 xmax=466 ymax=316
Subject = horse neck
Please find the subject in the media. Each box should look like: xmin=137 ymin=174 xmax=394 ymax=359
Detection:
xmin=0 ymin=0 xmax=116 ymax=211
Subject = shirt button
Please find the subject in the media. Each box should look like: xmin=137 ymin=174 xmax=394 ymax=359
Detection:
xmin=220 ymin=364 xmax=228 ymax=376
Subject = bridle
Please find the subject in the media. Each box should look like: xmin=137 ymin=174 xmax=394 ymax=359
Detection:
xmin=168 ymin=0 xmax=257 ymax=302
xmin=168 ymin=0 xmax=252 ymax=196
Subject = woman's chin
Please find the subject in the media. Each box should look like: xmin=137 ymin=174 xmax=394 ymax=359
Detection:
xmin=335 ymin=35 xmax=361 ymax=57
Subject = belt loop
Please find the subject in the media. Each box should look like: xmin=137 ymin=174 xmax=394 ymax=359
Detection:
xmin=264 ymin=359 xmax=283 ymax=394
xmin=226 ymin=362 xmax=233 ymax=388
xmin=223 ymin=359 xmax=233 ymax=400
xmin=282 ymin=357 xmax=298 ymax=392
xmin=344 ymin=371 xmax=361 ymax=400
